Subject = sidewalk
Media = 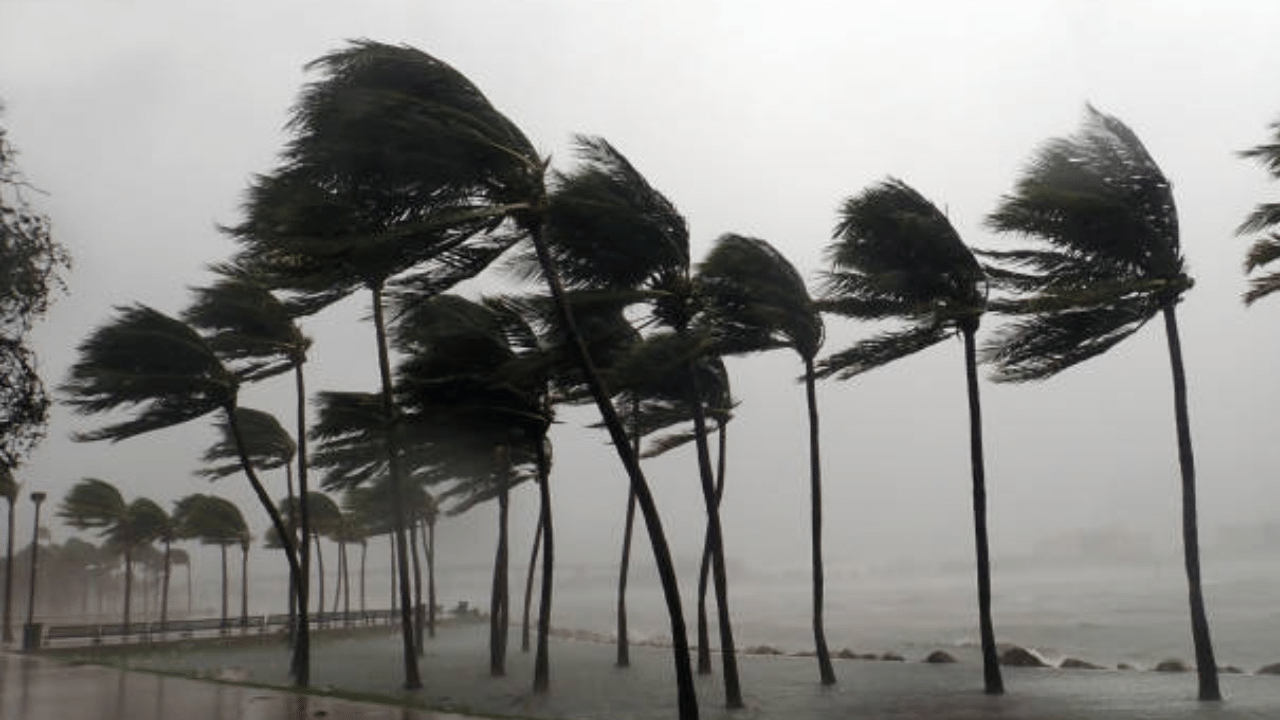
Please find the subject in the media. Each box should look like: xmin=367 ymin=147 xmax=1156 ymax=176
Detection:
xmin=0 ymin=651 xmax=481 ymax=720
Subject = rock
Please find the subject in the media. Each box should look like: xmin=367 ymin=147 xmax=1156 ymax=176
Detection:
xmin=1220 ymin=665 xmax=1243 ymax=674
xmin=1059 ymin=658 xmax=1104 ymax=670
xmin=880 ymin=652 xmax=904 ymax=662
xmin=1117 ymin=663 xmax=1136 ymax=671
xmin=1154 ymin=658 xmax=1190 ymax=672
xmin=744 ymin=645 xmax=782 ymax=656
xmin=924 ymin=650 xmax=957 ymax=664
xmin=1256 ymin=662 xmax=1280 ymax=675
xmin=858 ymin=653 xmax=879 ymax=660
xmin=834 ymin=648 xmax=858 ymax=660
xmin=789 ymin=650 xmax=816 ymax=658
xmin=999 ymin=646 xmax=1048 ymax=668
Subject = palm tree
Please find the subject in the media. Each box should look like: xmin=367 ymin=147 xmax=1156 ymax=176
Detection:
xmin=1239 ymin=114 xmax=1280 ymax=303
xmin=984 ymin=106 xmax=1218 ymax=701
xmin=58 ymin=479 xmax=168 ymax=634
xmin=170 ymin=547 xmax=192 ymax=614
xmin=59 ymin=306 xmax=303 ymax=645
xmin=1 ymin=467 xmax=16 ymax=641
xmin=186 ymin=274 xmax=314 ymax=679
xmin=819 ymin=179 xmax=998 ymax=693
xmin=174 ymin=494 xmax=248 ymax=629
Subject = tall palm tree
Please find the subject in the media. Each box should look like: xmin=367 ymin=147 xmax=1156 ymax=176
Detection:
xmin=819 ymin=180 xmax=998 ymax=692
xmin=59 ymin=306 xmax=303 ymax=646
xmin=1239 ymin=114 xmax=1280 ymax=303
xmin=170 ymin=547 xmax=191 ymax=614
xmin=58 ymin=479 xmax=167 ymax=634
xmin=174 ymin=494 xmax=248 ymax=629
xmin=0 ymin=467 xmax=16 ymax=641
xmin=186 ymin=274 xmax=314 ymax=679
xmin=984 ymin=106 xmax=1218 ymax=701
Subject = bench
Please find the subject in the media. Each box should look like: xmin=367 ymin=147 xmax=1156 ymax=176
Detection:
xmin=43 ymin=624 xmax=102 ymax=645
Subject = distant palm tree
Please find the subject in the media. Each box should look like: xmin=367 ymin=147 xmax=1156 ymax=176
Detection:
xmin=1 ymin=467 xmax=16 ymax=641
xmin=58 ymin=479 xmax=167 ymax=633
xmin=174 ymin=494 xmax=248 ymax=629
xmin=59 ymin=306 xmax=302 ymax=641
xmin=819 ymin=179 xmax=998 ymax=693
xmin=170 ymin=547 xmax=192 ymax=614
xmin=1239 ymin=114 xmax=1280 ymax=303
xmin=186 ymin=274 xmax=314 ymax=680
xmin=984 ymin=106 xmax=1218 ymax=701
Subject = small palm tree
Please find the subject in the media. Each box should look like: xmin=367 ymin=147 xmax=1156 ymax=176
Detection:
xmin=984 ymin=106 xmax=1219 ymax=701
xmin=174 ymin=494 xmax=248 ymax=628
xmin=60 ymin=305 xmax=302 ymax=638
xmin=1239 ymin=114 xmax=1280 ymax=303
xmin=698 ymin=233 xmax=835 ymax=684
xmin=819 ymin=178 xmax=999 ymax=693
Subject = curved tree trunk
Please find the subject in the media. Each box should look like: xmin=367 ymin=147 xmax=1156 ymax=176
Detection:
xmin=284 ymin=462 xmax=297 ymax=646
xmin=313 ymin=534 xmax=325 ymax=616
xmin=293 ymin=362 xmax=312 ymax=686
xmin=805 ymin=358 xmax=836 ymax=685
xmin=332 ymin=540 xmax=343 ymax=619
xmin=371 ymin=285 xmax=422 ymax=689
xmin=160 ymin=540 xmax=172 ymax=634
xmin=241 ymin=545 xmax=250 ymax=629
xmin=529 ymin=221 xmax=698 ymax=719
xmin=696 ymin=421 xmax=728 ymax=675
xmin=532 ymin=436 xmax=554 ymax=694
xmin=688 ymin=365 xmax=742 ymax=709
xmin=616 ymin=396 xmax=641 ymax=668
xmin=1161 ymin=305 xmax=1221 ymax=701
xmin=425 ymin=519 xmax=436 ymax=638
xmin=3 ymin=498 xmax=15 ymax=642
xmin=521 ymin=515 xmax=543 ymax=653
xmin=409 ymin=518 xmax=424 ymax=655
xmin=219 ymin=544 xmax=228 ymax=630
xmin=490 ymin=473 xmax=510 ymax=676
xmin=123 ymin=546 xmax=134 ymax=634
xmin=963 ymin=327 xmax=1004 ymax=695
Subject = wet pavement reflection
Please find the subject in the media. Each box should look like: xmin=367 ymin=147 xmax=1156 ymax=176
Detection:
xmin=0 ymin=652 xmax=475 ymax=720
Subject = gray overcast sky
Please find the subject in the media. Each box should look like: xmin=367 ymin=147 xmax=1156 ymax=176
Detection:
xmin=2 ymin=0 xmax=1280 ymax=581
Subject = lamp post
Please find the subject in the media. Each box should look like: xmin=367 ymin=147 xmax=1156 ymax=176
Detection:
xmin=22 ymin=491 xmax=45 ymax=650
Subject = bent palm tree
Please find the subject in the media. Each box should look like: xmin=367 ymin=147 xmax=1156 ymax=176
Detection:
xmin=819 ymin=179 xmax=998 ymax=693
xmin=984 ymin=106 xmax=1218 ymax=701
xmin=699 ymin=233 xmax=834 ymax=684
xmin=60 ymin=306 xmax=302 ymax=658
xmin=1239 ymin=115 xmax=1280 ymax=303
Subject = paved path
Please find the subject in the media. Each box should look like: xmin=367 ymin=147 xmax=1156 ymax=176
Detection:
xmin=0 ymin=651 xmax=479 ymax=720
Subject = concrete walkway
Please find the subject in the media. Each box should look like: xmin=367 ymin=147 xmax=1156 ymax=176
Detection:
xmin=0 ymin=651 xmax=479 ymax=720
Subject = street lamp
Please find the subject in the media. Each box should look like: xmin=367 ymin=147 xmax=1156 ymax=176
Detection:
xmin=22 ymin=491 xmax=45 ymax=650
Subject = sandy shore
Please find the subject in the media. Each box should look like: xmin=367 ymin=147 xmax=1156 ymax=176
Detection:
xmin=44 ymin=623 xmax=1280 ymax=719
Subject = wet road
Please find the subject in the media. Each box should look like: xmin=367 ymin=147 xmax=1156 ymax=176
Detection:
xmin=0 ymin=652 xmax=477 ymax=720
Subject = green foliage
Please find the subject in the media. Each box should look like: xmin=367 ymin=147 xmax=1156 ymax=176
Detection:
xmin=61 ymin=304 xmax=238 ymax=441
xmin=983 ymin=105 xmax=1189 ymax=382
xmin=0 ymin=111 xmax=70 ymax=468
xmin=818 ymin=177 xmax=984 ymax=380
xmin=173 ymin=493 xmax=248 ymax=547
xmin=185 ymin=272 xmax=310 ymax=381
xmin=58 ymin=478 xmax=170 ymax=552
xmin=200 ymin=407 xmax=296 ymax=480
xmin=1239 ymin=116 xmax=1280 ymax=304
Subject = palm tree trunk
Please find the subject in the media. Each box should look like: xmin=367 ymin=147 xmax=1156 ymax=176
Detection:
xmin=2 ymin=497 xmax=15 ymax=642
xmin=186 ymin=562 xmax=192 ymax=614
xmin=123 ymin=546 xmax=133 ymax=634
xmin=293 ymin=362 xmax=312 ymax=686
xmin=1161 ymin=305 xmax=1221 ymax=701
xmin=527 ymin=221 xmax=698 ymax=720
xmin=695 ymin=421 xmax=728 ymax=675
xmin=219 ymin=544 xmax=228 ymax=630
xmin=389 ymin=534 xmax=396 ymax=613
xmin=285 ymin=462 xmax=297 ymax=646
xmin=616 ymin=396 xmax=641 ymax=668
xmin=371 ymin=284 xmax=423 ymax=689
xmin=160 ymin=540 xmax=171 ymax=634
xmin=314 ymin=534 xmax=324 ymax=616
xmin=241 ymin=545 xmax=249 ymax=629
xmin=342 ymin=541 xmax=351 ymax=620
xmin=687 ymin=364 xmax=743 ymax=709
xmin=805 ymin=358 xmax=836 ymax=685
xmin=409 ymin=517 xmax=424 ymax=655
xmin=521 ymin=513 xmax=543 ymax=653
xmin=359 ymin=541 xmax=367 ymax=615
xmin=425 ymin=519 xmax=436 ymax=638
xmin=963 ymin=327 xmax=1004 ymax=695
xmin=490 ymin=473 xmax=510 ymax=676
xmin=332 ymin=540 xmax=342 ymax=617
xmin=533 ymin=437 xmax=554 ymax=694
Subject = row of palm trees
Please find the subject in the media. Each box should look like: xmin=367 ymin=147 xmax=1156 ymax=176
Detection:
xmin=53 ymin=39 xmax=1280 ymax=719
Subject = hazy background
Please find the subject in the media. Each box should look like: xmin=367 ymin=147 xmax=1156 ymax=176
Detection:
xmin=3 ymin=1 xmax=1280 ymax=633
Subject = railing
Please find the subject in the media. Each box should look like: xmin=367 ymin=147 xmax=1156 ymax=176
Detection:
xmin=38 ymin=607 xmax=408 ymax=647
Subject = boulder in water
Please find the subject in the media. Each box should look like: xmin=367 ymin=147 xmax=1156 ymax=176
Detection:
xmin=880 ymin=652 xmax=904 ymax=662
xmin=1154 ymin=658 xmax=1190 ymax=672
xmin=834 ymin=648 xmax=857 ymax=660
xmin=924 ymin=650 xmax=957 ymax=664
xmin=1060 ymin=658 xmax=1103 ymax=670
xmin=1117 ymin=662 xmax=1136 ymax=671
xmin=1256 ymin=662 xmax=1280 ymax=675
xmin=999 ymin=646 xmax=1048 ymax=668
xmin=744 ymin=645 xmax=782 ymax=656
xmin=1220 ymin=665 xmax=1243 ymax=674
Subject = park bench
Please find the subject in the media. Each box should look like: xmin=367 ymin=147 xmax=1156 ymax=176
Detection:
xmin=43 ymin=623 xmax=102 ymax=646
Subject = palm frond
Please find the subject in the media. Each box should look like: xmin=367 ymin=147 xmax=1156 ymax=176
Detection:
xmin=981 ymin=297 xmax=1156 ymax=382
xmin=199 ymin=407 xmax=295 ymax=479
xmin=817 ymin=323 xmax=950 ymax=380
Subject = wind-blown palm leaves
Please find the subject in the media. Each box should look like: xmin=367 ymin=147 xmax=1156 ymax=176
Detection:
xmin=1239 ymin=115 xmax=1280 ymax=304
xmin=819 ymin=178 xmax=1001 ymax=693
xmin=174 ymin=493 xmax=249 ymax=628
xmin=698 ymin=232 xmax=835 ymax=685
xmin=983 ymin=106 xmax=1219 ymax=701
xmin=200 ymin=408 xmax=296 ymax=481
xmin=187 ymin=258 xmax=316 ymax=682
xmin=58 ymin=306 xmax=302 ymax=646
